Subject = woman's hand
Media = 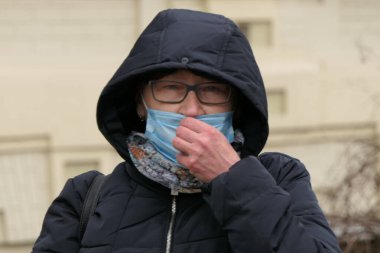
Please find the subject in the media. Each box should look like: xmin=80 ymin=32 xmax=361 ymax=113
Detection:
xmin=173 ymin=117 xmax=240 ymax=182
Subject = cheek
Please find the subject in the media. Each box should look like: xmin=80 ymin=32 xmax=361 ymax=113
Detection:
xmin=205 ymin=103 xmax=233 ymax=114
xmin=151 ymin=103 xmax=181 ymax=112
xmin=225 ymin=102 xmax=234 ymax=112
xmin=141 ymin=88 xmax=157 ymax=109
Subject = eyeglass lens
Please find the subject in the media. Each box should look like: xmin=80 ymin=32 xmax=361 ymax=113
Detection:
xmin=151 ymin=81 xmax=231 ymax=104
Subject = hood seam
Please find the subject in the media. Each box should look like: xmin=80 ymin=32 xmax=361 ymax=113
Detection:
xmin=157 ymin=11 xmax=168 ymax=63
xmin=216 ymin=21 xmax=233 ymax=70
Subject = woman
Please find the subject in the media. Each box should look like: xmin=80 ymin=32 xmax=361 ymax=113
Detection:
xmin=32 ymin=9 xmax=342 ymax=253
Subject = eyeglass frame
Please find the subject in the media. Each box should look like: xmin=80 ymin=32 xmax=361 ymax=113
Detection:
xmin=147 ymin=80 xmax=233 ymax=105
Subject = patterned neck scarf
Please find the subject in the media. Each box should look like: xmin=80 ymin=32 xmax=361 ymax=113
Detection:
xmin=126 ymin=130 xmax=244 ymax=194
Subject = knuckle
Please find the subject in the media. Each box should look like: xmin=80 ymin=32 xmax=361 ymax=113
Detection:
xmin=192 ymin=146 xmax=202 ymax=156
xmin=188 ymin=157 xmax=197 ymax=167
xmin=199 ymin=135 xmax=211 ymax=148
xmin=209 ymin=127 xmax=219 ymax=136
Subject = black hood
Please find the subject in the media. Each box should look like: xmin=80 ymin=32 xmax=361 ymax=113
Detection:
xmin=96 ymin=9 xmax=269 ymax=161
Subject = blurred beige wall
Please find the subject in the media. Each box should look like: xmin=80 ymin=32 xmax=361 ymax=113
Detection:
xmin=0 ymin=0 xmax=380 ymax=251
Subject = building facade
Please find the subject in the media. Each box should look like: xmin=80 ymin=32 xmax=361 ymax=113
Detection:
xmin=0 ymin=0 xmax=380 ymax=252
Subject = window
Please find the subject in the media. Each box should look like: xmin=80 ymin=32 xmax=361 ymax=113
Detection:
xmin=238 ymin=20 xmax=273 ymax=48
xmin=64 ymin=160 xmax=99 ymax=179
xmin=267 ymin=89 xmax=286 ymax=115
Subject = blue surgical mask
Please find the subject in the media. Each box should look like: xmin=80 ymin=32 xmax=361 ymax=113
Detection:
xmin=145 ymin=108 xmax=234 ymax=166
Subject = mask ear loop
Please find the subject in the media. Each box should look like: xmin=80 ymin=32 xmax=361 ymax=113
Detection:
xmin=141 ymin=94 xmax=149 ymax=110
xmin=138 ymin=94 xmax=149 ymax=121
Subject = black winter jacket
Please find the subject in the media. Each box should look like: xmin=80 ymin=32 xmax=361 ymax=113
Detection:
xmin=33 ymin=9 xmax=342 ymax=253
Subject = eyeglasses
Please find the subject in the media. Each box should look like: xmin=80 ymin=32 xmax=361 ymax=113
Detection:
xmin=148 ymin=80 xmax=232 ymax=104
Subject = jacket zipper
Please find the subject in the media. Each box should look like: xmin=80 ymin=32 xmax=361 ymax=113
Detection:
xmin=165 ymin=190 xmax=178 ymax=253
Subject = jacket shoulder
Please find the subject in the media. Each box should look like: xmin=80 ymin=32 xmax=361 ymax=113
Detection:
xmin=70 ymin=162 xmax=136 ymax=205
xmin=67 ymin=170 xmax=103 ymax=202
xmin=32 ymin=170 xmax=103 ymax=252
xmin=32 ymin=165 xmax=130 ymax=252
xmin=52 ymin=170 xmax=104 ymax=219
xmin=258 ymin=152 xmax=311 ymax=191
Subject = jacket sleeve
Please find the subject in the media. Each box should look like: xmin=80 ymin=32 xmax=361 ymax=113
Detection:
xmin=32 ymin=170 xmax=100 ymax=253
xmin=202 ymin=153 xmax=342 ymax=253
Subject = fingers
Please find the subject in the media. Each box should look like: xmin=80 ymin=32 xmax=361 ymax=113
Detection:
xmin=175 ymin=117 xmax=211 ymax=149
xmin=177 ymin=117 xmax=218 ymax=142
xmin=172 ymin=136 xmax=192 ymax=155
xmin=175 ymin=117 xmax=222 ymax=154
xmin=175 ymin=125 xmax=198 ymax=143
xmin=179 ymin=117 xmax=210 ymax=133
xmin=173 ymin=117 xmax=240 ymax=183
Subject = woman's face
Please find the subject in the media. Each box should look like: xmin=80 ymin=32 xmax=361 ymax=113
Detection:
xmin=137 ymin=70 xmax=233 ymax=118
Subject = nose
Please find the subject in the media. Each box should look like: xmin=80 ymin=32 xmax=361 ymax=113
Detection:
xmin=178 ymin=91 xmax=205 ymax=117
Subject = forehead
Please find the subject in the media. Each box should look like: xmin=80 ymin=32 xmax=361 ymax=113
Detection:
xmin=158 ymin=69 xmax=219 ymax=83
